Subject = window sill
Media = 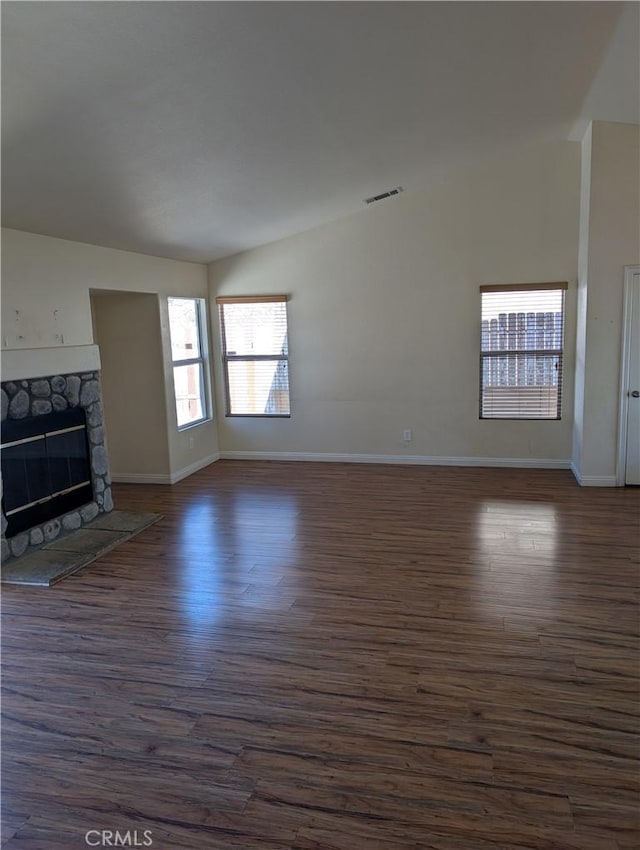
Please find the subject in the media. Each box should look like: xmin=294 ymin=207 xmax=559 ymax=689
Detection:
xmin=177 ymin=416 xmax=213 ymax=432
xmin=479 ymin=417 xmax=562 ymax=421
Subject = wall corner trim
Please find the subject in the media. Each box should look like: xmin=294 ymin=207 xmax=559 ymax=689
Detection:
xmin=170 ymin=453 xmax=220 ymax=484
xmin=111 ymin=453 xmax=220 ymax=486
xmin=571 ymin=461 xmax=618 ymax=487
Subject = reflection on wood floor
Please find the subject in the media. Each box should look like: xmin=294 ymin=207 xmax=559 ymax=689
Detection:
xmin=2 ymin=461 xmax=639 ymax=849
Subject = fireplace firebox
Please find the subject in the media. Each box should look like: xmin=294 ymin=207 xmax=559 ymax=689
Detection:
xmin=1 ymin=408 xmax=93 ymax=538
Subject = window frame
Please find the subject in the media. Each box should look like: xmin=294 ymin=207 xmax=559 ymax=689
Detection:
xmin=479 ymin=282 xmax=568 ymax=421
xmin=167 ymin=296 xmax=211 ymax=431
xmin=216 ymin=295 xmax=291 ymax=418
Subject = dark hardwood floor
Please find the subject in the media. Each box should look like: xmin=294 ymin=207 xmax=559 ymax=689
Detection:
xmin=2 ymin=461 xmax=639 ymax=849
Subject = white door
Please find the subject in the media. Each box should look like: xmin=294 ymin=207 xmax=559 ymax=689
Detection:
xmin=625 ymin=271 xmax=640 ymax=485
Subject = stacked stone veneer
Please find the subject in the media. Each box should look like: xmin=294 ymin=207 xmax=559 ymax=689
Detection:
xmin=1 ymin=370 xmax=113 ymax=563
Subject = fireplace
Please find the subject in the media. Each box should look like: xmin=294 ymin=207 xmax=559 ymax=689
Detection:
xmin=2 ymin=407 xmax=93 ymax=538
xmin=1 ymin=369 xmax=113 ymax=562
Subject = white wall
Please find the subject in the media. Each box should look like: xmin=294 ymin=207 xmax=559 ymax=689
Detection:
xmin=92 ymin=292 xmax=171 ymax=477
xmin=2 ymin=229 xmax=219 ymax=479
xmin=209 ymin=140 xmax=580 ymax=464
xmin=2 ymin=229 xmax=209 ymax=348
xmin=574 ymin=121 xmax=640 ymax=484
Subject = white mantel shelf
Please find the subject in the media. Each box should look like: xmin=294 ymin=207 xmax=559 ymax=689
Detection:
xmin=1 ymin=345 xmax=101 ymax=381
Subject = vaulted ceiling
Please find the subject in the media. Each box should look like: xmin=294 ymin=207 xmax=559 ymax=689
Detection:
xmin=2 ymin=2 xmax=636 ymax=262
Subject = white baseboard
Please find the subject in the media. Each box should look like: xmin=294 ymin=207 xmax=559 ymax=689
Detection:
xmin=579 ymin=477 xmax=618 ymax=487
xmin=219 ymin=451 xmax=571 ymax=469
xmin=113 ymin=452 xmax=618 ymax=483
xmin=110 ymin=472 xmax=172 ymax=484
xmin=570 ymin=464 xmax=618 ymax=487
xmin=169 ymin=452 xmax=220 ymax=484
xmin=111 ymin=452 xmax=220 ymax=485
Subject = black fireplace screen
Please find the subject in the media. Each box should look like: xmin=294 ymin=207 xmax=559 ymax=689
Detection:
xmin=1 ymin=408 xmax=93 ymax=538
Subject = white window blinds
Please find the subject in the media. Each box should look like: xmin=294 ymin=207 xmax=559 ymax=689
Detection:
xmin=217 ymin=295 xmax=290 ymax=417
xmin=480 ymin=283 xmax=567 ymax=420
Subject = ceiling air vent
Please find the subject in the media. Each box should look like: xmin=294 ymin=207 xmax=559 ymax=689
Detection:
xmin=364 ymin=186 xmax=403 ymax=205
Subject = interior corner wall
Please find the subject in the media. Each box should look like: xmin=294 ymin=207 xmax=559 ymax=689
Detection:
xmin=92 ymin=292 xmax=171 ymax=478
xmin=209 ymin=140 xmax=580 ymax=464
xmin=2 ymin=228 xmax=219 ymax=481
xmin=575 ymin=121 xmax=640 ymax=484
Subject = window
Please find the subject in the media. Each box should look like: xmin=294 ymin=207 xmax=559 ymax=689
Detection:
xmin=217 ymin=295 xmax=290 ymax=416
xmin=480 ymin=282 xmax=567 ymax=420
xmin=168 ymin=297 xmax=209 ymax=429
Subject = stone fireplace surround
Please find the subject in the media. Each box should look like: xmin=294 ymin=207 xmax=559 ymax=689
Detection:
xmin=1 ymin=370 xmax=113 ymax=564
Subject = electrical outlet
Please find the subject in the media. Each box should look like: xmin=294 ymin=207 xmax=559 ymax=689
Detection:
xmin=403 ymin=429 xmax=412 ymax=442
xmin=188 ymin=436 xmax=194 ymax=449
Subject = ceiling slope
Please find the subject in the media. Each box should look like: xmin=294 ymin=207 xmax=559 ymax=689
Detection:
xmin=1 ymin=2 xmax=624 ymax=261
